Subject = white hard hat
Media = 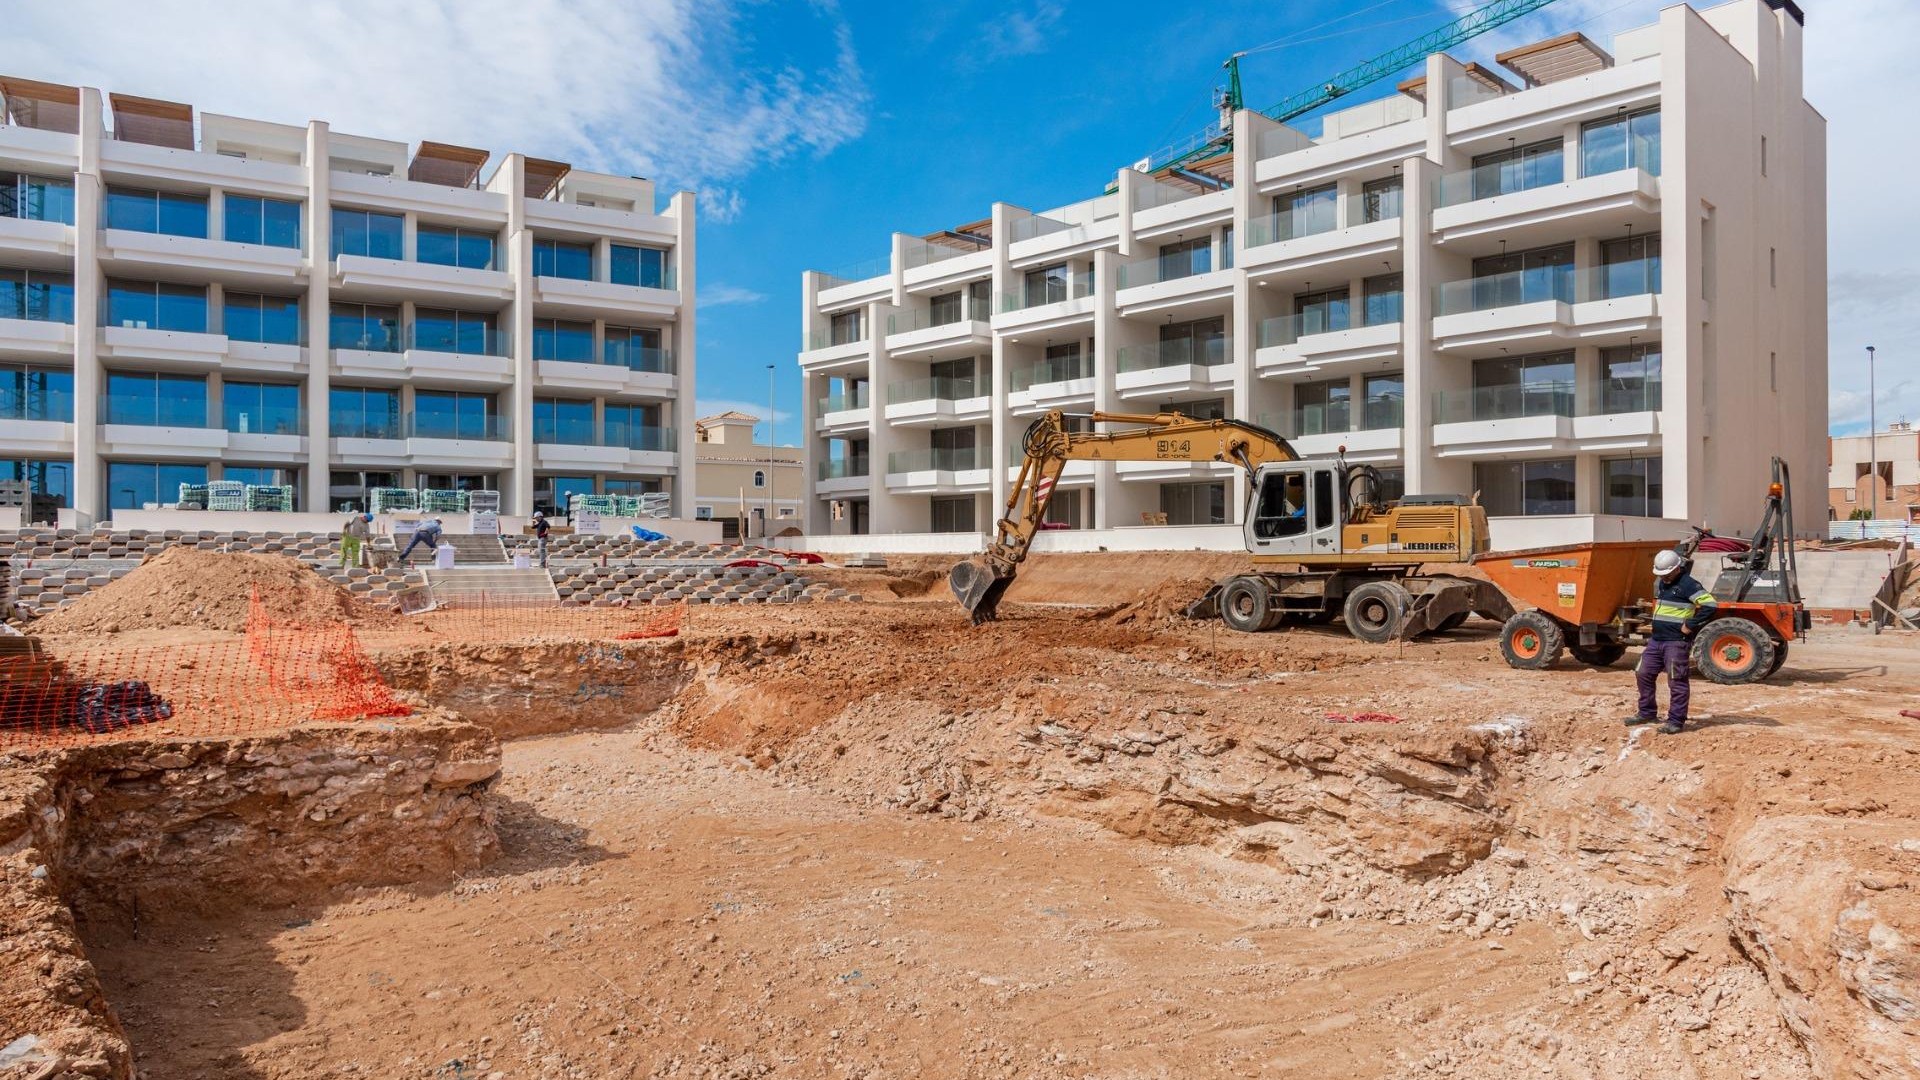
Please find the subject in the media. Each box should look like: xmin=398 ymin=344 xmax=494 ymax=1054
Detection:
xmin=1653 ymin=549 xmax=1684 ymax=576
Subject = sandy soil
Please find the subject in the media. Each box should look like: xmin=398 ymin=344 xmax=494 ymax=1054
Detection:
xmin=70 ymin=595 xmax=1920 ymax=1079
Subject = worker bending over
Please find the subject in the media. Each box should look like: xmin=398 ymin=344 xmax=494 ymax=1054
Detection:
xmin=1628 ymin=549 xmax=1717 ymax=735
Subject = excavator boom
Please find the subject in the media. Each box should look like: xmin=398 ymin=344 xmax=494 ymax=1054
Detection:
xmin=951 ymin=410 xmax=1296 ymax=622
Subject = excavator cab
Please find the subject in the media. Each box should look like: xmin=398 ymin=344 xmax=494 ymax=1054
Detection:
xmin=1247 ymin=461 xmax=1343 ymax=557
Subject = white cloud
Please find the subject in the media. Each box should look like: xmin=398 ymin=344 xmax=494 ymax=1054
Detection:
xmin=698 ymin=283 xmax=767 ymax=308
xmin=2 ymin=0 xmax=868 ymax=200
xmin=979 ymin=1 xmax=1065 ymax=63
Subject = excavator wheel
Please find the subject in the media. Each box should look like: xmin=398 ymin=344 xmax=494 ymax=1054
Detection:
xmin=1499 ymin=611 xmax=1565 ymax=670
xmin=1692 ymin=617 xmax=1776 ymax=684
xmin=1217 ymin=576 xmax=1275 ymax=634
xmin=1343 ymin=581 xmax=1411 ymax=644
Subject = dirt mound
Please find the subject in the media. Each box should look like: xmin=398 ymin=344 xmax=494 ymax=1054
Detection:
xmin=33 ymin=548 xmax=374 ymax=635
xmin=812 ymin=566 xmax=943 ymax=600
xmin=1097 ymin=576 xmax=1217 ymax=626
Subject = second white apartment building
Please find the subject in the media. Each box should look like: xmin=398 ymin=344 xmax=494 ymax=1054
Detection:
xmin=0 ymin=78 xmax=696 ymax=521
xmin=797 ymin=0 xmax=1825 ymax=546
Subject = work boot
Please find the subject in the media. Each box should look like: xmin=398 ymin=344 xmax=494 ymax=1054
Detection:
xmin=1658 ymin=720 xmax=1685 ymax=735
xmin=1623 ymin=715 xmax=1659 ymax=727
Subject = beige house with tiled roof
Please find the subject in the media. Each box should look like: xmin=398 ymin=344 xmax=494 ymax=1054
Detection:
xmin=693 ymin=412 xmax=803 ymax=538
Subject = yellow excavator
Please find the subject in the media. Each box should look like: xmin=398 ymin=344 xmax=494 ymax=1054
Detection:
xmin=949 ymin=409 xmax=1513 ymax=640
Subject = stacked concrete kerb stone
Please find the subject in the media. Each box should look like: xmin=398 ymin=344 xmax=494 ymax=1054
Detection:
xmin=543 ymin=533 xmax=779 ymax=564
xmin=0 ymin=528 xmax=347 ymax=617
xmin=551 ymin=563 xmax=859 ymax=606
xmin=318 ymin=565 xmax=428 ymax=602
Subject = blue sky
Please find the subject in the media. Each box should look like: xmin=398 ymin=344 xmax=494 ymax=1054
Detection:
xmin=10 ymin=0 xmax=1918 ymax=440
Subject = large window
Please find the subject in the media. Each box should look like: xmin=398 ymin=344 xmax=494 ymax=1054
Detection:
xmin=417 ymin=224 xmax=496 ymax=270
xmin=534 ymin=238 xmax=593 ymax=280
xmin=534 ymin=318 xmax=594 ymax=363
xmin=928 ymin=291 xmax=962 ymax=326
xmin=1361 ymin=175 xmax=1403 ymax=222
xmin=103 ymin=372 xmax=207 ymax=426
xmin=1 ymin=172 xmax=75 ymax=224
xmin=1362 ymin=273 xmax=1403 ymax=326
xmin=1599 ymin=233 xmax=1661 ymax=299
xmin=829 ymin=310 xmax=864 ymax=346
xmin=0 ymin=458 xmax=72 ymax=507
xmin=329 ymin=386 xmax=401 ymax=439
xmin=1470 ymin=243 xmax=1574 ymax=308
xmin=330 ymin=303 xmax=401 ymax=352
xmin=605 ymin=403 xmax=666 ymax=451
xmin=105 ymin=187 xmax=207 ymax=237
xmin=611 ymin=244 xmax=669 ymax=288
xmin=223 ymin=381 xmax=301 ymax=435
xmin=105 ymin=280 xmax=207 ymax=332
xmin=224 ymin=466 xmax=298 ymax=499
xmin=1583 ymin=107 xmax=1661 ymax=178
xmin=224 ymin=194 xmax=300 ymax=248
xmin=605 ymin=325 xmax=668 ymax=371
xmin=534 ymin=398 xmax=596 ymax=445
xmin=412 ymin=390 xmax=500 ymax=440
xmin=107 ymin=462 xmax=207 ymax=511
xmin=1362 ymin=372 xmax=1404 ymax=430
xmin=1604 ymin=457 xmax=1664 ymax=517
xmin=0 ymin=270 xmax=75 ymax=323
xmin=1472 ymin=353 xmax=1576 ymax=420
xmin=0 ymin=365 xmax=73 ymax=421
xmin=224 ymin=292 xmax=301 ymax=345
xmin=329 ymin=470 xmax=401 ymax=514
xmin=411 ymin=309 xmax=498 ymax=354
xmin=1471 ymin=138 xmax=1564 ymax=199
xmin=537 ymin=475 xmax=597 ymax=517
xmin=1158 ymin=316 xmax=1227 ymax=367
xmin=1474 ymin=458 xmax=1576 ymax=517
xmin=1294 ymin=287 xmax=1351 ymax=336
xmin=931 ymin=496 xmax=976 ymax=534
xmin=1271 ymin=182 xmax=1338 ymax=241
xmin=1294 ymin=379 xmax=1351 ymax=435
xmin=330 ymin=207 xmax=403 ymax=260
xmin=1023 ymin=263 xmax=1070 ymax=307
xmin=1600 ymin=343 xmax=1663 ymax=414
xmin=1156 ymin=237 xmax=1212 ymax=282
xmin=1161 ymin=481 xmax=1226 ymax=526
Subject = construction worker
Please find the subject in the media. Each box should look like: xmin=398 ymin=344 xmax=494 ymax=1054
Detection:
xmin=399 ymin=517 xmax=444 ymax=564
xmin=532 ymin=511 xmax=551 ymax=568
xmin=339 ymin=512 xmax=372 ymax=568
xmin=1628 ymin=549 xmax=1717 ymax=734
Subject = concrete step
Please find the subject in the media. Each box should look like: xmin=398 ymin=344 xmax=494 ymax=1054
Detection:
xmin=423 ymin=567 xmax=560 ymax=602
xmin=434 ymin=533 xmax=508 ymax=566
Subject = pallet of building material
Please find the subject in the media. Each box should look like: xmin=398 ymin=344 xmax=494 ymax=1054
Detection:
xmin=0 ymin=481 xmax=26 ymax=508
xmin=569 ymin=494 xmax=619 ymax=516
xmin=177 ymin=483 xmax=209 ymax=510
xmin=206 ymin=480 xmax=248 ymax=512
xmin=245 ymin=484 xmax=294 ymax=512
xmin=370 ymin=487 xmax=418 ymax=515
xmin=466 ymin=490 xmax=501 ymax=513
xmin=420 ymin=489 xmax=469 ymax=513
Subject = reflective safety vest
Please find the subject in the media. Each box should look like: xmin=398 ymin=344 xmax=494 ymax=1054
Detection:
xmin=1650 ymin=573 xmax=1716 ymax=641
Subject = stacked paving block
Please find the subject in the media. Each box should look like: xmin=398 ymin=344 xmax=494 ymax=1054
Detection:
xmin=549 ymin=562 xmax=858 ymax=607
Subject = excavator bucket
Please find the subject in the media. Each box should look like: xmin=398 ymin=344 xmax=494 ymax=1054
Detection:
xmin=950 ymin=556 xmax=1015 ymax=625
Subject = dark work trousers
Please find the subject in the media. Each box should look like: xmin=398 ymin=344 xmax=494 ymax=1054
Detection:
xmin=1636 ymin=639 xmax=1692 ymax=722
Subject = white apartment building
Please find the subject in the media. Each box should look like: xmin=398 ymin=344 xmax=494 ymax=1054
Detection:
xmin=797 ymin=0 xmax=1824 ymax=549
xmin=0 ymin=78 xmax=696 ymax=522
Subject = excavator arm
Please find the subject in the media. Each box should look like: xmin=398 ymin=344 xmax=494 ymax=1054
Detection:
xmin=949 ymin=410 xmax=1298 ymax=623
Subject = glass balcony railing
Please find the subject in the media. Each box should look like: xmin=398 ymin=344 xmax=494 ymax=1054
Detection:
xmin=1132 ymin=177 xmax=1201 ymax=213
xmin=331 ymin=322 xmax=403 ymax=352
xmin=1432 ymin=383 xmax=1576 ymax=424
xmin=533 ymin=416 xmax=598 ymax=446
xmin=1117 ymin=248 xmax=1214 ymax=290
xmin=1433 ymin=156 xmax=1568 ymax=207
xmin=538 ymin=421 xmax=675 ymax=451
xmin=888 ymin=375 xmax=989 ymax=404
xmin=1432 ymin=259 xmax=1660 ymax=317
xmin=997 ymin=270 xmax=1095 ymax=314
xmin=818 ymin=459 xmax=869 ymax=481
xmin=901 ymin=236 xmax=985 ymax=269
xmin=1258 ymin=397 xmax=1403 ymax=438
xmin=601 ymin=339 xmax=675 ymax=373
xmin=0 ymin=389 xmax=72 ymax=423
xmin=806 ymin=328 xmax=868 ymax=351
xmin=1116 ymin=336 xmax=1230 ymax=373
xmin=888 ymin=447 xmax=979 ymax=473
xmin=1258 ymin=297 xmax=1402 ymax=348
xmin=404 ymin=411 xmax=509 ymax=441
xmin=225 ymin=411 xmax=306 ymax=436
xmin=1008 ymin=214 xmax=1073 ymax=243
xmin=887 ymin=299 xmax=991 ymax=335
xmin=0 ymin=278 xmax=77 ymax=324
xmin=819 ymin=256 xmax=890 ymax=288
xmin=331 ymin=415 xmax=403 ymax=439
xmin=405 ymin=323 xmax=505 ymax=356
xmin=100 ymin=395 xmax=213 ymax=427
xmin=817 ymin=390 xmax=871 ymax=413
xmin=605 ymin=425 xmax=675 ymax=452
xmin=1591 ymin=378 xmax=1663 ymax=415
xmin=1244 ymin=207 xmax=1338 ymax=248
xmin=1009 ymin=355 xmax=1093 ymax=392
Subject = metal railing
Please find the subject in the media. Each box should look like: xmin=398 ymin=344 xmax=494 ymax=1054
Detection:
xmin=887 ymin=375 xmax=989 ymax=404
xmin=887 ymin=447 xmax=979 ymax=473
xmin=1115 ymin=336 xmax=1230 ymax=373
xmin=1432 ymin=258 xmax=1659 ymax=316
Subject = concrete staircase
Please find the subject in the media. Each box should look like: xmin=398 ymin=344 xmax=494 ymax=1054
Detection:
xmin=437 ymin=533 xmax=508 ymax=566
xmin=422 ymin=567 xmax=560 ymax=604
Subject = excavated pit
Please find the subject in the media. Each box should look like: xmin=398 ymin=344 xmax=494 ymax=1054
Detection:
xmin=2 ymin=561 xmax=1917 ymax=1078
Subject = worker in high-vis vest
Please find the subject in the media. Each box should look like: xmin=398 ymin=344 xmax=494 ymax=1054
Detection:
xmin=1627 ymin=549 xmax=1717 ymax=734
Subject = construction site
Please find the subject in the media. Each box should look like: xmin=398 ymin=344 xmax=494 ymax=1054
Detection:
xmin=0 ymin=503 xmax=1915 ymax=1080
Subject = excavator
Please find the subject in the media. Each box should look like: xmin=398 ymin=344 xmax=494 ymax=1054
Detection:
xmin=949 ymin=410 xmax=1513 ymax=640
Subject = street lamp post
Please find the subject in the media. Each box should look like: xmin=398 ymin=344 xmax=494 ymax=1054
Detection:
xmin=766 ymin=363 xmax=776 ymax=540
xmin=1868 ymin=345 xmax=1878 ymax=520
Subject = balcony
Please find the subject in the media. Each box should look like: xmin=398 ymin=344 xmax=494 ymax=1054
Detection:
xmin=885 ymin=375 xmax=991 ymax=427
xmin=0 ymin=215 xmax=74 ymax=266
xmin=535 ymin=423 xmax=677 ymax=472
xmin=331 ymin=328 xmax=407 ymax=383
xmin=334 ymin=253 xmax=512 ymax=305
xmin=98 ymin=324 xmax=228 ymax=370
xmin=1006 ymin=198 xmax=1121 ymax=264
xmin=1259 ymin=400 xmax=1404 ymax=463
xmin=800 ymin=328 xmax=869 ymax=370
xmin=1432 ymin=260 xmax=1661 ymax=358
xmin=1115 ymin=459 xmax=1235 ymax=484
xmin=100 ymin=229 xmax=304 ymax=287
xmin=1241 ymin=205 xmax=1401 ymax=278
xmin=816 ymin=457 xmax=871 ymax=496
xmin=992 ymin=271 xmax=1095 ymax=335
xmin=901 ymin=235 xmax=992 ymax=289
xmin=0 ymin=314 xmax=74 ymax=362
xmin=1432 ymin=165 xmax=1660 ymax=248
xmin=534 ymin=269 xmax=679 ymax=321
xmin=0 ymin=395 xmax=73 ymax=455
xmin=1113 ymin=338 xmax=1234 ymax=402
xmin=1431 ymin=380 xmax=1662 ymax=458
xmin=225 ymin=336 xmax=308 ymax=377
xmin=814 ymin=390 xmax=873 ymax=435
xmin=1131 ymin=180 xmax=1231 ymax=238
xmin=537 ymin=339 xmax=676 ymax=396
xmin=885 ymin=303 xmax=992 ymax=358
xmin=98 ymin=395 xmax=226 ymax=459
xmin=884 ymin=448 xmax=990 ymax=494
xmin=1007 ymin=355 xmax=1095 ymax=414
xmin=403 ymin=324 xmax=512 ymax=388
xmin=1114 ymin=250 xmax=1232 ymax=315
xmin=1254 ymin=304 xmax=1402 ymax=380
xmin=100 ymin=136 xmax=308 ymax=199
xmin=402 ymin=411 xmax=514 ymax=469
xmin=816 ymin=256 xmax=891 ymax=308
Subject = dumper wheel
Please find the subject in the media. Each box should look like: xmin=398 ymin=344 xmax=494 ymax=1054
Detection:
xmin=1568 ymin=640 xmax=1627 ymax=668
xmin=1218 ymin=576 xmax=1274 ymax=634
xmin=1344 ymin=581 xmax=1411 ymax=644
xmin=1499 ymin=611 xmax=1565 ymax=670
xmin=1766 ymin=639 xmax=1789 ymax=677
xmin=1693 ymin=618 xmax=1775 ymax=684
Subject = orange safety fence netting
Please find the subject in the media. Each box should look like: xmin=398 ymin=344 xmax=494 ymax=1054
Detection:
xmin=0 ymin=588 xmax=410 ymax=753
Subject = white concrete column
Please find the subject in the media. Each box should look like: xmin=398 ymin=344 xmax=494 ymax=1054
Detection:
xmin=1114 ymin=169 xmax=1138 ymax=259
xmin=72 ymin=87 xmax=104 ymax=520
xmin=1091 ymin=249 xmax=1120 ymax=529
xmin=503 ymin=155 xmax=536 ymax=516
xmin=303 ymin=121 xmax=333 ymax=514
xmin=1229 ymin=269 xmax=1254 ymax=521
xmin=865 ymin=300 xmax=904 ymax=533
xmin=669 ymin=190 xmax=698 ymax=519
xmin=1400 ymin=154 xmax=1456 ymax=500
